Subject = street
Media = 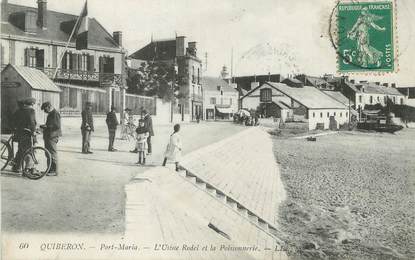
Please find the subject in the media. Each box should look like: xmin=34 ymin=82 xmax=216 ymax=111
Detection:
xmin=1 ymin=119 xmax=245 ymax=233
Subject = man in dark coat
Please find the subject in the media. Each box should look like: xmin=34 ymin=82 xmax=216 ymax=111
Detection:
xmin=142 ymin=109 xmax=154 ymax=155
xmin=106 ymin=106 xmax=119 ymax=151
xmin=40 ymin=102 xmax=62 ymax=176
xmin=12 ymin=97 xmax=37 ymax=173
xmin=81 ymin=102 xmax=94 ymax=154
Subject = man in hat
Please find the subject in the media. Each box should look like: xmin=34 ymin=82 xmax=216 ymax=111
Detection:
xmin=106 ymin=105 xmax=119 ymax=151
xmin=81 ymin=102 xmax=94 ymax=154
xmin=12 ymin=97 xmax=37 ymax=173
xmin=40 ymin=101 xmax=61 ymax=176
xmin=141 ymin=109 xmax=154 ymax=155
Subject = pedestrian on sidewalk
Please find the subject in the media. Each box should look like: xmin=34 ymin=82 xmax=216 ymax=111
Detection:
xmin=40 ymin=102 xmax=61 ymax=176
xmin=135 ymin=119 xmax=149 ymax=165
xmin=106 ymin=106 xmax=119 ymax=152
xmin=141 ymin=109 xmax=154 ymax=155
xmin=162 ymin=124 xmax=182 ymax=171
xmin=81 ymin=102 xmax=94 ymax=154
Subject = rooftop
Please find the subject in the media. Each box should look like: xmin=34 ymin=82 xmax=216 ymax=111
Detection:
xmin=1 ymin=2 xmax=120 ymax=50
xmin=3 ymin=64 xmax=61 ymax=92
xmin=201 ymin=76 xmax=237 ymax=93
xmin=265 ymin=82 xmax=346 ymax=109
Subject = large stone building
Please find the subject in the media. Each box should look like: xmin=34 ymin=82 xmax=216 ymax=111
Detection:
xmin=129 ymin=36 xmax=203 ymax=122
xmin=1 ymin=0 xmax=125 ymax=115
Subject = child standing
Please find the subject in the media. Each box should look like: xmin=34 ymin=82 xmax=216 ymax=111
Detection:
xmin=162 ymin=124 xmax=182 ymax=171
xmin=135 ymin=119 xmax=149 ymax=165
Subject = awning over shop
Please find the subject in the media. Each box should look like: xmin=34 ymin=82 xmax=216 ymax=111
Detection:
xmin=215 ymin=106 xmax=234 ymax=114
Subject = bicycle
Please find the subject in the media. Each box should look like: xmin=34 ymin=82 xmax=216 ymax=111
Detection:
xmin=1 ymin=128 xmax=52 ymax=180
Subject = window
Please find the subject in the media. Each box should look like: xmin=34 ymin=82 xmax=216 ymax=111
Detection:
xmin=377 ymin=96 xmax=380 ymax=102
xmin=393 ymin=97 xmax=396 ymax=103
xmin=359 ymin=95 xmax=362 ymax=103
xmin=260 ymin=88 xmax=272 ymax=102
xmin=340 ymin=112 xmax=343 ymax=117
xmin=24 ymin=47 xmax=44 ymax=68
xmin=384 ymin=96 xmax=388 ymax=103
xmin=313 ymin=112 xmax=315 ymax=118
xmin=346 ymin=112 xmax=348 ymax=118
xmin=210 ymin=97 xmax=216 ymax=104
xmin=334 ymin=112 xmax=336 ymax=116
xmin=327 ymin=112 xmax=330 ymax=117
xmin=320 ymin=112 xmax=323 ymax=118
xmin=400 ymin=98 xmax=404 ymax=105
xmin=370 ymin=96 xmax=373 ymax=104
xmin=230 ymin=98 xmax=232 ymax=105
xmin=217 ymin=86 xmax=221 ymax=91
xmin=192 ymin=66 xmax=195 ymax=83
xmin=221 ymin=90 xmax=223 ymax=96
xmin=197 ymin=68 xmax=200 ymax=84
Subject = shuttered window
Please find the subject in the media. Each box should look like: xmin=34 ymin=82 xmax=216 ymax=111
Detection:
xmin=88 ymin=55 xmax=95 ymax=72
xmin=260 ymin=88 xmax=272 ymax=102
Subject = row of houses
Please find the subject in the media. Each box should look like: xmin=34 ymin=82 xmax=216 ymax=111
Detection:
xmin=1 ymin=0 xmax=413 ymax=131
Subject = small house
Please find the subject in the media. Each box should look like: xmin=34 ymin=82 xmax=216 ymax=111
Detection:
xmin=1 ymin=64 xmax=61 ymax=133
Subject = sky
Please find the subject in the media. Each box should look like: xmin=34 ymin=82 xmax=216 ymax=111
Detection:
xmin=8 ymin=0 xmax=415 ymax=85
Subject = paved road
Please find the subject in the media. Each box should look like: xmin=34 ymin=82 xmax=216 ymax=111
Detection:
xmin=1 ymin=120 xmax=245 ymax=233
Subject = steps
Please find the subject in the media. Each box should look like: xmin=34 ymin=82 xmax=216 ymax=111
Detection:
xmin=176 ymin=168 xmax=282 ymax=240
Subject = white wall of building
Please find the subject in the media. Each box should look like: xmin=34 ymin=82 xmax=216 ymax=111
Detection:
xmin=355 ymin=92 xmax=406 ymax=109
xmin=203 ymin=89 xmax=238 ymax=119
xmin=308 ymin=109 xmax=349 ymax=130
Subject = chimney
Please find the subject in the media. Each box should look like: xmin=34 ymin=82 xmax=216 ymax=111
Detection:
xmin=113 ymin=31 xmax=122 ymax=46
xmin=187 ymin=41 xmax=197 ymax=56
xmin=383 ymin=83 xmax=389 ymax=87
xmin=391 ymin=83 xmax=396 ymax=88
xmin=37 ymin=0 xmax=47 ymax=29
xmin=250 ymin=82 xmax=259 ymax=90
xmin=175 ymin=36 xmax=185 ymax=57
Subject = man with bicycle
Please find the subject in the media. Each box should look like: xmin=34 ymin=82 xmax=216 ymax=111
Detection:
xmin=40 ymin=102 xmax=61 ymax=176
xmin=12 ymin=97 xmax=37 ymax=174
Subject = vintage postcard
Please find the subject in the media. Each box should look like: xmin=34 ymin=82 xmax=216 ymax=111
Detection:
xmin=1 ymin=0 xmax=414 ymax=259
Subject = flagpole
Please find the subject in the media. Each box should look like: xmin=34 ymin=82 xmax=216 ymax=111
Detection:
xmin=53 ymin=2 xmax=85 ymax=79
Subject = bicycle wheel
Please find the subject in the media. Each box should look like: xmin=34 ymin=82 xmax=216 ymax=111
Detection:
xmin=1 ymin=139 xmax=12 ymax=171
xmin=21 ymin=147 xmax=51 ymax=180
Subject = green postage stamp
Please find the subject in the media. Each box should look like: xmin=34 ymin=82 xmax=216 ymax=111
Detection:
xmin=337 ymin=1 xmax=394 ymax=72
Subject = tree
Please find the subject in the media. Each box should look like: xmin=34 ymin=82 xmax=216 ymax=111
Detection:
xmin=127 ymin=60 xmax=183 ymax=102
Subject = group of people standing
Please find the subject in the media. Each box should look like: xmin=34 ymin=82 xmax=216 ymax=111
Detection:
xmin=12 ymin=98 xmax=61 ymax=176
xmin=10 ymin=99 xmax=183 ymax=177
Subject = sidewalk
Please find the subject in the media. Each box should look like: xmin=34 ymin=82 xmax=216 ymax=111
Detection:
xmin=124 ymin=127 xmax=288 ymax=259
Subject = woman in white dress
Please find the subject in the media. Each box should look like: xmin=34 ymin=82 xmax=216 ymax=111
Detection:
xmin=162 ymin=124 xmax=182 ymax=171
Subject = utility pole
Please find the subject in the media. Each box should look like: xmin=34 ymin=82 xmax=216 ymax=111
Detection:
xmin=204 ymin=52 xmax=208 ymax=72
xmin=230 ymin=47 xmax=234 ymax=83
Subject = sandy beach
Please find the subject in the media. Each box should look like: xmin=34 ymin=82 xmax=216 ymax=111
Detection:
xmin=272 ymin=129 xmax=415 ymax=259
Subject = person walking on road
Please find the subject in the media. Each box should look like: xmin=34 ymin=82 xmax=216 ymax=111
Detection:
xmin=141 ymin=109 xmax=154 ymax=155
xmin=40 ymin=102 xmax=62 ymax=176
xmin=81 ymin=102 xmax=94 ymax=154
xmin=135 ymin=119 xmax=149 ymax=165
xmin=12 ymin=97 xmax=37 ymax=174
xmin=162 ymin=124 xmax=182 ymax=172
xmin=106 ymin=106 xmax=119 ymax=152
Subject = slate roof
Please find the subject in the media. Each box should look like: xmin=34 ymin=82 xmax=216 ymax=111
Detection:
xmin=1 ymin=3 xmax=120 ymax=49
xmin=129 ymin=39 xmax=177 ymax=60
xmin=4 ymin=64 xmax=61 ymax=92
xmin=264 ymin=82 xmax=346 ymax=109
xmin=322 ymin=90 xmax=353 ymax=106
xmin=345 ymin=81 xmax=404 ymax=96
xmin=201 ymin=76 xmax=237 ymax=93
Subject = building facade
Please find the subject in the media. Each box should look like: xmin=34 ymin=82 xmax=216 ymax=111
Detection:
xmin=129 ymin=36 xmax=203 ymax=122
xmin=201 ymin=76 xmax=238 ymax=120
xmin=1 ymin=0 xmax=125 ymax=115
